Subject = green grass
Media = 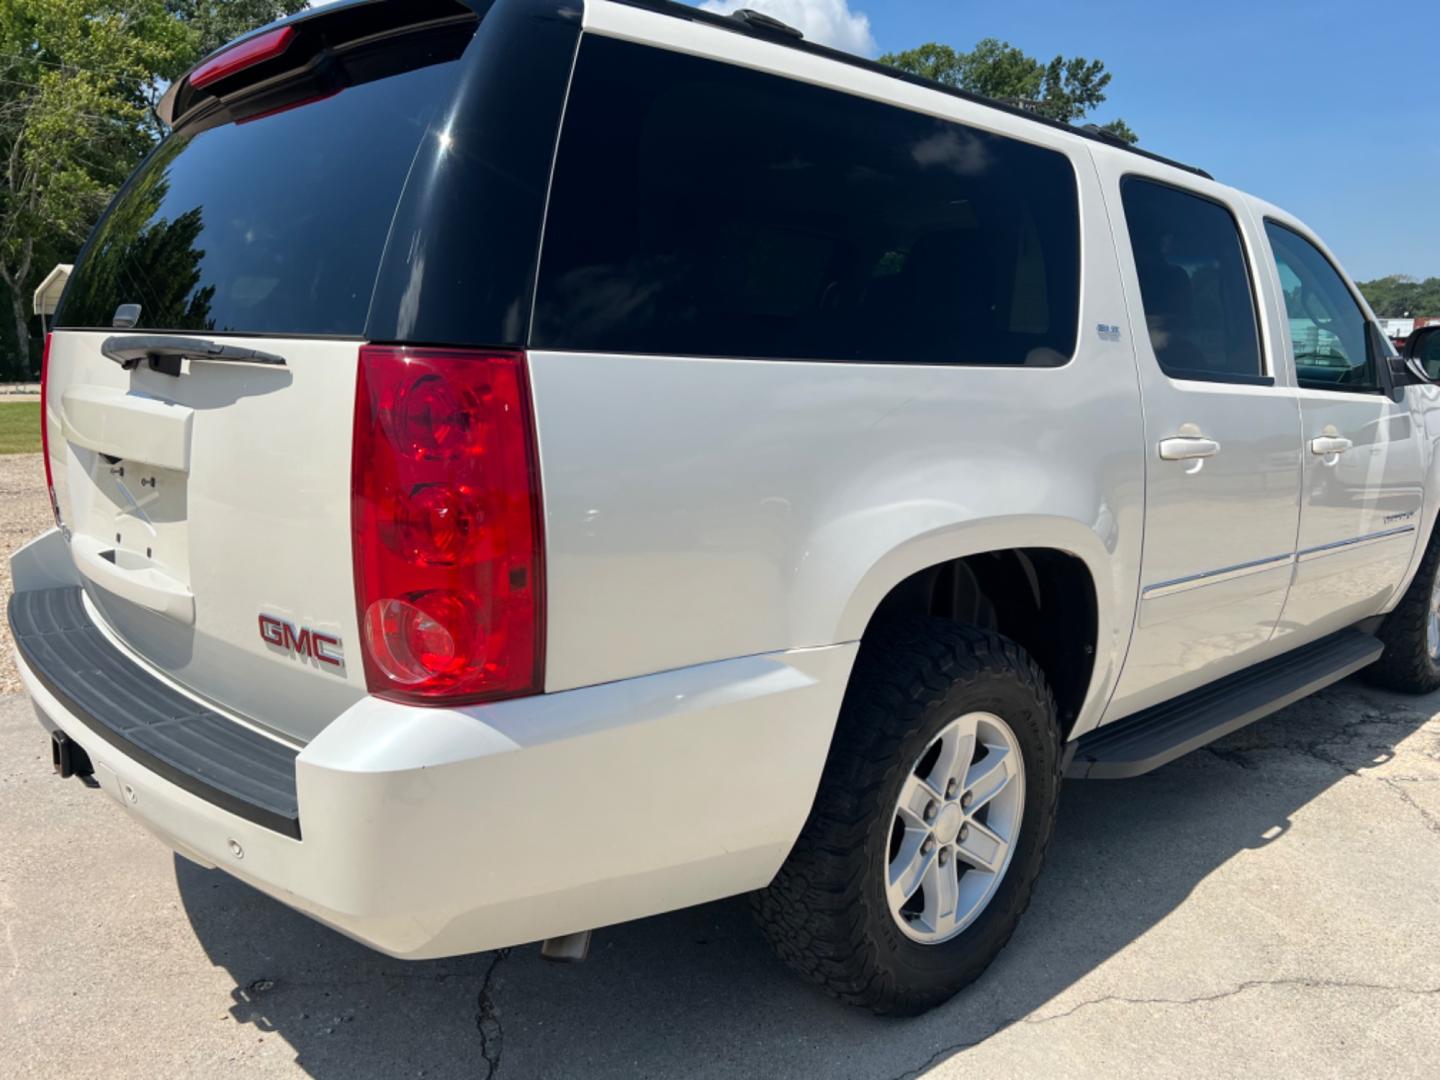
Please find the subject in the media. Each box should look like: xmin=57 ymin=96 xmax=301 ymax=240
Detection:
xmin=0 ymin=402 xmax=41 ymax=454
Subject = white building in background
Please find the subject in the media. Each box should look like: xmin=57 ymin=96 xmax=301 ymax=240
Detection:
xmin=1379 ymin=317 xmax=1416 ymax=339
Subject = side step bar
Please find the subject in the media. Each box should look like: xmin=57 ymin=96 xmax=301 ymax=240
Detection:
xmin=1067 ymin=628 xmax=1383 ymax=779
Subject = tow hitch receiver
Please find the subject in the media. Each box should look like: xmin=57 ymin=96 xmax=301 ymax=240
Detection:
xmin=51 ymin=730 xmax=93 ymax=780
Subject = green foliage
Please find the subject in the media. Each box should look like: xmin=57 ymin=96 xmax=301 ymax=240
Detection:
xmin=0 ymin=0 xmax=305 ymax=378
xmin=1355 ymin=275 xmax=1440 ymax=319
xmin=0 ymin=0 xmax=192 ymax=371
xmin=1096 ymin=118 xmax=1138 ymax=144
xmin=878 ymin=42 xmax=966 ymax=85
xmin=879 ymin=37 xmax=1137 ymax=143
xmin=63 ymin=134 xmax=215 ymax=329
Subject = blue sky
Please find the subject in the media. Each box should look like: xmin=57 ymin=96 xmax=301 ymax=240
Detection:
xmin=693 ymin=0 xmax=1439 ymax=282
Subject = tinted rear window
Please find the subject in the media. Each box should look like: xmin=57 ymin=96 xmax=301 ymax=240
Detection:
xmin=1120 ymin=178 xmax=1263 ymax=383
xmin=58 ymin=60 xmax=460 ymax=335
xmin=534 ymin=37 xmax=1081 ymax=366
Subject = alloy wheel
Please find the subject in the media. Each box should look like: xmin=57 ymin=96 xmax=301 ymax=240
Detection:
xmin=885 ymin=711 xmax=1026 ymax=944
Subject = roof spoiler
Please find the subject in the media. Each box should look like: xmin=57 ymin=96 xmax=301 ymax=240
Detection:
xmin=156 ymin=0 xmax=482 ymax=131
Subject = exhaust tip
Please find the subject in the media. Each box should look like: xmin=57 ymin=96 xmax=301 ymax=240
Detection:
xmin=540 ymin=930 xmax=592 ymax=963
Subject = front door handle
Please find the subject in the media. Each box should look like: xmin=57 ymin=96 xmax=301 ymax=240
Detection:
xmin=1310 ymin=436 xmax=1353 ymax=456
xmin=1158 ymin=436 xmax=1221 ymax=461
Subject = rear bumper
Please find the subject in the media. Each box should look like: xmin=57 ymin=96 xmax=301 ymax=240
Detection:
xmin=12 ymin=587 xmax=302 ymax=836
xmin=11 ymin=533 xmax=855 ymax=958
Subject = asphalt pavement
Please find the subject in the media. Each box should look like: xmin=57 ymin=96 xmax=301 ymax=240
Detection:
xmin=2 ymin=678 xmax=1439 ymax=1079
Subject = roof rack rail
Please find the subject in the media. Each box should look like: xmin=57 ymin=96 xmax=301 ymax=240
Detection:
xmin=729 ymin=9 xmax=803 ymax=40
xmin=609 ymin=0 xmax=1214 ymax=181
xmin=1080 ymin=123 xmax=1133 ymax=148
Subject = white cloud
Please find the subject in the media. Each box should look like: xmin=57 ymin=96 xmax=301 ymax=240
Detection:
xmin=911 ymin=130 xmax=991 ymax=177
xmin=698 ymin=0 xmax=877 ymax=57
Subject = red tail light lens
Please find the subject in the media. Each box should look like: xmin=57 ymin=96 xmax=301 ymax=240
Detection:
xmin=191 ymin=25 xmax=296 ymax=90
xmin=39 ymin=332 xmax=60 ymax=528
xmin=352 ymin=346 xmax=544 ymax=704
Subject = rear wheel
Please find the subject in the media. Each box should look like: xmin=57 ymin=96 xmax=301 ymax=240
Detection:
xmin=1365 ymin=526 xmax=1440 ymax=694
xmin=752 ymin=619 xmax=1062 ymax=1015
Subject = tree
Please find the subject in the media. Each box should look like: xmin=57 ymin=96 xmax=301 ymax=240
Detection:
xmin=0 ymin=0 xmax=193 ymax=370
xmin=879 ymin=38 xmax=1137 ymax=143
xmin=0 ymin=0 xmax=305 ymax=375
xmin=1356 ymin=275 xmax=1440 ymax=319
xmin=61 ymin=139 xmax=215 ymax=330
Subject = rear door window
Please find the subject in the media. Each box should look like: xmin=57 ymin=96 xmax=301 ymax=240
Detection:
xmin=534 ymin=36 xmax=1081 ymax=366
xmin=58 ymin=59 xmax=461 ymax=336
xmin=1120 ymin=178 xmax=1264 ymax=384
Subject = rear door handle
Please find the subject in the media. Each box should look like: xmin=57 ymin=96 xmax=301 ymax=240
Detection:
xmin=1310 ymin=436 xmax=1353 ymax=456
xmin=70 ymin=535 xmax=195 ymax=625
xmin=1158 ymin=436 xmax=1221 ymax=461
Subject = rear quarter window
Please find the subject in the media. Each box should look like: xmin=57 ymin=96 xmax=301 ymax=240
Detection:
xmin=58 ymin=59 xmax=461 ymax=336
xmin=533 ymin=36 xmax=1081 ymax=366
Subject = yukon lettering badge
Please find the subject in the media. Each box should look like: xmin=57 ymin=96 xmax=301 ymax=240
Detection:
xmin=258 ymin=613 xmax=344 ymax=670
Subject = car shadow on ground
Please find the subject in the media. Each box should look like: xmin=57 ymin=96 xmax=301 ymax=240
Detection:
xmin=174 ymin=679 xmax=1437 ymax=1079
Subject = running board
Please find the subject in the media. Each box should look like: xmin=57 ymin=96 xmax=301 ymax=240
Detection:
xmin=1066 ymin=629 xmax=1383 ymax=779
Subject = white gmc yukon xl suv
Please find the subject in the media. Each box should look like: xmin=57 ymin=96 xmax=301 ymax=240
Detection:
xmin=13 ymin=0 xmax=1440 ymax=1015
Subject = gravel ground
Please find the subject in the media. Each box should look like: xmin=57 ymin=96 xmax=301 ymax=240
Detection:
xmin=0 ymin=453 xmax=50 ymax=692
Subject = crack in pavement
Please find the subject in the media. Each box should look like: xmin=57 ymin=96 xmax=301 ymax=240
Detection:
xmin=1277 ymin=736 xmax=1440 ymax=838
xmin=1376 ymin=775 xmax=1440 ymax=836
xmin=475 ymin=948 xmax=509 ymax=1080
xmin=885 ymin=976 xmax=1440 ymax=1080
xmin=1196 ymin=706 xmax=1440 ymax=836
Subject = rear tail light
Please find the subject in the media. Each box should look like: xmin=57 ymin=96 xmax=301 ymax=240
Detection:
xmin=352 ymin=346 xmax=544 ymax=704
xmin=39 ymin=332 xmax=60 ymax=528
xmin=190 ymin=25 xmax=296 ymax=89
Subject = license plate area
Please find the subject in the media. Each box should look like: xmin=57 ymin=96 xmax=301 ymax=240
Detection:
xmin=91 ymin=458 xmax=191 ymax=584
xmin=65 ymin=451 xmax=196 ymax=624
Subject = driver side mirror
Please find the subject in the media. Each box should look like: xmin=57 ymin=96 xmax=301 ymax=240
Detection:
xmin=1379 ymin=323 xmax=1427 ymax=393
xmin=1403 ymin=325 xmax=1440 ymax=382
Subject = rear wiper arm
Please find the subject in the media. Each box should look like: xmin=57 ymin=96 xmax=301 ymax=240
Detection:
xmin=101 ymin=334 xmax=287 ymax=377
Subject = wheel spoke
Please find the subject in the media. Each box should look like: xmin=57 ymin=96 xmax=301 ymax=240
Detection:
xmin=918 ymin=853 xmax=960 ymax=934
xmin=963 ymin=745 xmax=1015 ymax=813
xmin=954 ymin=863 xmax=997 ymax=925
xmin=925 ymin=717 xmax=976 ymax=794
xmin=897 ymin=772 xmax=941 ymax=827
xmin=888 ymin=827 xmax=934 ymax=909
xmin=954 ymin=818 xmax=1007 ymax=873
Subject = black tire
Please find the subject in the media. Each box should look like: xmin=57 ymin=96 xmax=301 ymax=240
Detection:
xmin=1364 ymin=526 xmax=1440 ymax=693
xmin=752 ymin=617 xmax=1062 ymax=1015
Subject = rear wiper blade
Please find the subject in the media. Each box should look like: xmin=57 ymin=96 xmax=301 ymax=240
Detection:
xmin=101 ymin=334 xmax=287 ymax=377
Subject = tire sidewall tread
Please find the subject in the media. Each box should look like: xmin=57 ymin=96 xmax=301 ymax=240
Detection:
xmin=1367 ymin=524 xmax=1440 ymax=693
xmin=752 ymin=617 xmax=1063 ymax=1015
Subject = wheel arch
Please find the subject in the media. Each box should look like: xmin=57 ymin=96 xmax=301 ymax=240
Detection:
xmin=1381 ymin=408 xmax=1440 ymax=615
xmin=835 ymin=519 xmax=1121 ymax=738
